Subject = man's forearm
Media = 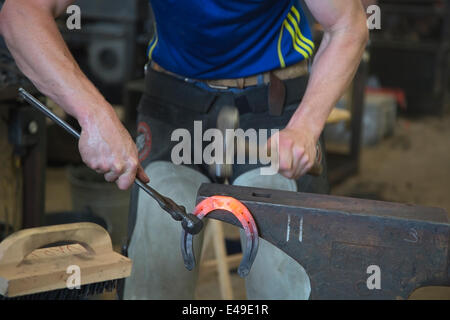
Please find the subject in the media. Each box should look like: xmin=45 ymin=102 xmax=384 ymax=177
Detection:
xmin=288 ymin=2 xmax=368 ymax=141
xmin=0 ymin=0 xmax=114 ymax=126
xmin=0 ymin=0 xmax=150 ymax=189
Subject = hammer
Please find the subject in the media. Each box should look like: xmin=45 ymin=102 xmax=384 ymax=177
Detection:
xmin=209 ymin=105 xmax=323 ymax=179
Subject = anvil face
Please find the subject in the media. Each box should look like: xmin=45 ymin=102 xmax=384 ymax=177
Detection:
xmin=196 ymin=183 xmax=450 ymax=300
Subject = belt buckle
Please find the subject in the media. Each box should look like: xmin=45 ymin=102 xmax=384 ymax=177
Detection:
xmin=206 ymin=82 xmax=230 ymax=90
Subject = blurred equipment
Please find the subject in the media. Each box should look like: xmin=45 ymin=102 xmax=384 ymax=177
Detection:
xmin=197 ymin=183 xmax=450 ymax=300
xmin=59 ymin=0 xmax=153 ymax=106
xmin=369 ymin=0 xmax=450 ymax=114
xmin=0 ymin=47 xmax=30 ymax=100
xmin=43 ymin=208 xmax=110 ymax=233
xmin=52 ymin=0 xmax=153 ymax=163
xmin=67 ymin=165 xmax=129 ymax=248
xmin=325 ymin=90 xmax=398 ymax=147
xmin=0 ymin=223 xmax=132 ymax=299
xmin=7 ymin=104 xmax=46 ymax=228
xmin=0 ymin=44 xmax=45 ymax=230
xmin=325 ymin=57 xmax=368 ymax=184
xmin=361 ymin=91 xmax=398 ymax=146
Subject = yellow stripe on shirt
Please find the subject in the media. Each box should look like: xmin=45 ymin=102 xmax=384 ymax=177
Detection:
xmin=277 ymin=23 xmax=286 ymax=68
xmin=291 ymin=6 xmax=301 ymax=24
xmin=148 ymin=32 xmax=158 ymax=59
xmin=287 ymin=13 xmax=313 ymax=56
xmin=283 ymin=20 xmax=309 ymax=59
xmin=290 ymin=6 xmax=315 ymax=49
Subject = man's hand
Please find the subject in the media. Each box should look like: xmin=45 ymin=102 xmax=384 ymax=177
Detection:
xmin=269 ymin=122 xmax=319 ymax=180
xmin=78 ymin=108 xmax=149 ymax=190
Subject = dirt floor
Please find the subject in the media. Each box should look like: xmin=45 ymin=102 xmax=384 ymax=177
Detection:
xmin=332 ymin=114 xmax=450 ymax=214
xmin=44 ymin=110 xmax=450 ymax=300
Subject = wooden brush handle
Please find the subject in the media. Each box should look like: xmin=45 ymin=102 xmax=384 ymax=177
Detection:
xmin=0 ymin=223 xmax=112 ymax=266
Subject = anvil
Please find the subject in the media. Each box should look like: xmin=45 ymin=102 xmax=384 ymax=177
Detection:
xmin=193 ymin=183 xmax=449 ymax=300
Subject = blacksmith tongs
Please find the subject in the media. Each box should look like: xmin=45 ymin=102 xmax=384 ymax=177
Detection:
xmin=18 ymin=88 xmax=203 ymax=235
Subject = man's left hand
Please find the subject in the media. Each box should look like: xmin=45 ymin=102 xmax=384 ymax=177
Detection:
xmin=270 ymin=126 xmax=318 ymax=180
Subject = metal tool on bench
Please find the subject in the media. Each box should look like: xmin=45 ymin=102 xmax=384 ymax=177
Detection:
xmin=195 ymin=183 xmax=450 ymax=300
xmin=18 ymin=88 xmax=203 ymax=235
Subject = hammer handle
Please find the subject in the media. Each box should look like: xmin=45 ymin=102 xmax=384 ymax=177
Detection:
xmin=309 ymin=143 xmax=324 ymax=176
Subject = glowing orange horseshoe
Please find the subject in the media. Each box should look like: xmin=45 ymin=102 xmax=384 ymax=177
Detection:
xmin=181 ymin=196 xmax=259 ymax=277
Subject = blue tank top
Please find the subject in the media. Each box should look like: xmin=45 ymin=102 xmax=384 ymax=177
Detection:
xmin=147 ymin=0 xmax=314 ymax=79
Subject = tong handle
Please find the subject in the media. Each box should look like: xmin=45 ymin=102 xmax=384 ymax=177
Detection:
xmin=134 ymin=179 xmax=184 ymax=221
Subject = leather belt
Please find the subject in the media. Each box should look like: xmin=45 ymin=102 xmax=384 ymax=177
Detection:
xmin=150 ymin=59 xmax=309 ymax=89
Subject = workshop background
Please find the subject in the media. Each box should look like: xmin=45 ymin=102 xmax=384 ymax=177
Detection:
xmin=0 ymin=0 xmax=449 ymax=299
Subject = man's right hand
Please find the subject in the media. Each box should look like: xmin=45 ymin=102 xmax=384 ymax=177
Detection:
xmin=78 ymin=107 xmax=149 ymax=190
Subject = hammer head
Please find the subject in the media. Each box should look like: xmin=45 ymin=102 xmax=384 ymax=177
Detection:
xmin=217 ymin=105 xmax=239 ymax=133
xmin=209 ymin=105 xmax=240 ymax=179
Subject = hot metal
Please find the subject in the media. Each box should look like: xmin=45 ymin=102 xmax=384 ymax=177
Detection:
xmin=181 ymin=196 xmax=259 ymax=277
